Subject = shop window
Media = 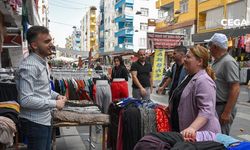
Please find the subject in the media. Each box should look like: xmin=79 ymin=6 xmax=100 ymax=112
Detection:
xmin=139 ymin=37 xmax=146 ymax=47
xmin=158 ymin=10 xmax=165 ymax=19
xmin=140 ymin=8 xmax=149 ymax=17
xmin=140 ymin=23 xmax=148 ymax=31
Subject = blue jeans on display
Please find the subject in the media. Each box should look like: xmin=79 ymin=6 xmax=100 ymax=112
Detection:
xmin=20 ymin=118 xmax=52 ymax=150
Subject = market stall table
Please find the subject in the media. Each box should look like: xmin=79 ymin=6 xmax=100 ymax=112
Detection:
xmin=52 ymin=108 xmax=110 ymax=150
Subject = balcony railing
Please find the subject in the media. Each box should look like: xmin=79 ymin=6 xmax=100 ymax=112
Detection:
xmin=115 ymin=0 xmax=134 ymax=10
xmin=115 ymin=43 xmax=133 ymax=51
xmin=115 ymin=27 xmax=133 ymax=37
xmin=114 ymin=14 xmax=133 ymax=23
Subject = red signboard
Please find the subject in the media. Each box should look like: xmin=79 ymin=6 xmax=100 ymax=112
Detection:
xmin=4 ymin=35 xmax=22 ymax=45
xmin=147 ymin=32 xmax=184 ymax=49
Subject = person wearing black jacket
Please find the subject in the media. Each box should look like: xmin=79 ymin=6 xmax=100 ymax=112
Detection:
xmin=111 ymin=56 xmax=129 ymax=101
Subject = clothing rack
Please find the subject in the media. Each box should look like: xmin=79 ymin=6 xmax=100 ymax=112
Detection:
xmin=51 ymin=72 xmax=90 ymax=80
xmin=51 ymin=71 xmax=103 ymax=80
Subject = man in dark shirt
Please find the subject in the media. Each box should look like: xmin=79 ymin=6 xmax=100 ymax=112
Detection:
xmin=131 ymin=49 xmax=152 ymax=100
xmin=157 ymin=46 xmax=187 ymax=98
xmin=157 ymin=46 xmax=187 ymax=132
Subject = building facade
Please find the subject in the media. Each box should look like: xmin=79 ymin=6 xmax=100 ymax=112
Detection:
xmin=193 ymin=0 xmax=250 ymax=82
xmin=155 ymin=0 xmax=197 ymax=46
xmin=65 ymin=36 xmax=73 ymax=50
xmin=98 ymin=0 xmax=105 ymax=53
xmin=81 ymin=6 xmax=98 ymax=52
xmin=38 ymin=0 xmax=49 ymax=27
xmin=114 ymin=0 xmax=158 ymax=53
xmin=193 ymin=0 xmax=250 ymax=43
xmin=103 ymin=0 xmax=117 ymax=53
xmin=72 ymin=27 xmax=81 ymax=51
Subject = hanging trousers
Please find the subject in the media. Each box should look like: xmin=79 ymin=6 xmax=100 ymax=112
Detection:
xmin=96 ymin=80 xmax=112 ymax=114
xmin=111 ymin=80 xmax=129 ymax=101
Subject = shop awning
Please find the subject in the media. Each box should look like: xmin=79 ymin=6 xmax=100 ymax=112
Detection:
xmin=192 ymin=26 xmax=250 ymax=43
xmin=99 ymin=50 xmax=135 ymax=56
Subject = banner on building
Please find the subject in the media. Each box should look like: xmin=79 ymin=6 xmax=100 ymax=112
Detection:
xmin=147 ymin=32 xmax=184 ymax=49
xmin=152 ymin=49 xmax=165 ymax=81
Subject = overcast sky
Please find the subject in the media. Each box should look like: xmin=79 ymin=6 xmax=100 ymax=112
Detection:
xmin=48 ymin=0 xmax=99 ymax=48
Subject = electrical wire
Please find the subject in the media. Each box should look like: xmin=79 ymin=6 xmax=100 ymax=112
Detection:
xmin=50 ymin=0 xmax=90 ymax=8
xmin=49 ymin=2 xmax=88 ymax=10
xmin=52 ymin=0 xmax=94 ymax=6
xmin=49 ymin=20 xmax=75 ymax=27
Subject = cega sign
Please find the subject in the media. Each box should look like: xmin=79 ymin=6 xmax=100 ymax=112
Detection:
xmin=221 ymin=19 xmax=249 ymax=27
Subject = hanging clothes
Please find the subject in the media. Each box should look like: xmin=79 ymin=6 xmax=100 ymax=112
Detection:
xmin=95 ymin=80 xmax=112 ymax=113
xmin=111 ymin=80 xmax=129 ymax=101
xmin=238 ymin=36 xmax=245 ymax=49
xmin=139 ymin=105 xmax=157 ymax=137
xmin=0 ymin=116 xmax=17 ymax=147
xmin=155 ymin=105 xmax=171 ymax=132
xmin=0 ymin=83 xmax=18 ymax=102
xmin=108 ymin=99 xmax=171 ymax=150
xmin=107 ymin=102 xmax=122 ymax=150
xmin=122 ymin=104 xmax=141 ymax=150
xmin=245 ymin=34 xmax=250 ymax=53
xmin=50 ymin=78 xmax=92 ymax=101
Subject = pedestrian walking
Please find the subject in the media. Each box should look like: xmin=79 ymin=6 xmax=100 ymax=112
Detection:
xmin=131 ymin=49 xmax=153 ymax=100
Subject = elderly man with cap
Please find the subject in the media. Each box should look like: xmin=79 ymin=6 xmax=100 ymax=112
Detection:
xmin=206 ymin=33 xmax=240 ymax=135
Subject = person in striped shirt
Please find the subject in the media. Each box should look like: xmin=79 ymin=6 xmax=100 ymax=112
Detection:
xmin=16 ymin=26 xmax=67 ymax=150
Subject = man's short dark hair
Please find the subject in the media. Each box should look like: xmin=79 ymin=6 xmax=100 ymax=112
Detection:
xmin=26 ymin=26 xmax=49 ymax=44
xmin=174 ymin=45 xmax=187 ymax=54
xmin=138 ymin=49 xmax=146 ymax=53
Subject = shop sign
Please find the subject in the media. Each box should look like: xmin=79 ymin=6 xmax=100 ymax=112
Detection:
xmin=147 ymin=32 xmax=184 ymax=49
xmin=152 ymin=49 xmax=165 ymax=81
xmin=221 ymin=19 xmax=250 ymax=27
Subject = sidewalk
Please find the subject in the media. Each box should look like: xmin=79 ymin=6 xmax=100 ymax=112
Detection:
xmin=237 ymin=85 xmax=250 ymax=106
xmin=55 ymin=127 xmax=87 ymax=150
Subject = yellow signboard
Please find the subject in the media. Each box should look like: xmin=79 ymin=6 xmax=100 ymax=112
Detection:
xmin=152 ymin=49 xmax=165 ymax=81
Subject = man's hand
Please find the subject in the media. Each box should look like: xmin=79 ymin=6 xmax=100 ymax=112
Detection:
xmin=56 ymin=99 xmax=65 ymax=110
xmin=140 ymin=88 xmax=147 ymax=97
xmin=157 ymin=86 xmax=164 ymax=95
xmin=220 ymin=111 xmax=232 ymax=125
xmin=57 ymin=95 xmax=67 ymax=102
